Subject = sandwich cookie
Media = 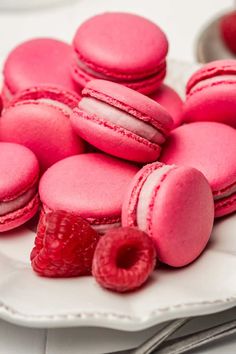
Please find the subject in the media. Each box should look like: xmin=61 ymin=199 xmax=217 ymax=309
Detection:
xmin=0 ymin=86 xmax=85 ymax=171
xmin=2 ymin=38 xmax=81 ymax=104
xmin=72 ymin=12 xmax=168 ymax=94
xmin=0 ymin=142 xmax=40 ymax=232
xmin=39 ymin=153 xmax=139 ymax=233
xmin=183 ymin=60 xmax=236 ymax=127
xmin=122 ymin=162 xmax=214 ymax=267
xmin=160 ymin=122 xmax=236 ymax=217
xmin=71 ymin=80 xmax=173 ymax=163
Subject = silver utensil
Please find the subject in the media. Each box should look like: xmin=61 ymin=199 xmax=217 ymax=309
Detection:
xmin=114 ymin=318 xmax=236 ymax=354
xmin=156 ymin=318 xmax=236 ymax=354
xmin=129 ymin=318 xmax=189 ymax=354
xmin=196 ymin=13 xmax=235 ymax=63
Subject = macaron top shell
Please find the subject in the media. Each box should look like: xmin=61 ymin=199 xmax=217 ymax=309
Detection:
xmin=39 ymin=153 xmax=139 ymax=222
xmin=82 ymin=80 xmax=173 ymax=134
xmin=160 ymin=122 xmax=236 ymax=195
xmin=73 ymin=12 xmax=168 ymax=79
xmin=186 ymin=59 xmax=236 ymax=94
xmin=3 ymin=38 xmax=78 ymax=95
xmin=0 ymin=142 xmax=39 ymax=200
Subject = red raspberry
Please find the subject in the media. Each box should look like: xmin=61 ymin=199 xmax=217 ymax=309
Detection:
xmin=31 ymin=210 xmax=99 ymax=277
xmin=92 ymin=227 xmax=156 ymax=292
xmin=220 ymin=11 xmax=236 ymax=55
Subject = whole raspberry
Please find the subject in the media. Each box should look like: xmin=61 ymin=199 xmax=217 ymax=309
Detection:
xmin=92 ymin=227 xmax=156 ymax=292
xmin=31 ymin=210 xmax=99 ymax=277
xmin=220 ymin=11 xmax=236 ymax=55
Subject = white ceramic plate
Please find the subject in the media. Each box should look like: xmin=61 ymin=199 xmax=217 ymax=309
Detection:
xmin=0 ymin=61 xmax=236 ymax=331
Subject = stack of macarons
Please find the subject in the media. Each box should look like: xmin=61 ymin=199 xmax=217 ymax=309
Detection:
xmin=0 ymin=12 xmax=235 ymax=283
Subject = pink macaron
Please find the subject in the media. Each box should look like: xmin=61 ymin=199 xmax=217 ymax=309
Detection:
xmin=2 ymin=38 xmax=81 ymax=104
xmin=122 ymin=162 xmax=214 ymax=267
xmin=0 ymin=86 xmax=85 ymax=172
xmin=160 ymin=122 xmax=236 ymax=217
xmin=0 ymin=142 xmax=40 ymax=232
xmin=39 ymin=153 xmax=139 ymax=233
xmin=71 ymin=79 xmax=173 ymax=163
xmin=150 ymin=84 xmax=183 ymax=128
xmin=183 ymin=60 xmax=236 ymax=127
xmin=72 ymin=12 xmax=168 ymax=94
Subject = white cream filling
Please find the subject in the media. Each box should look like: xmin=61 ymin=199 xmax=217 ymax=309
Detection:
xmin=137 ymin=165 xmax=174 ymax=231
xmin=214 ymin=184 xmax=236 ymax=201
xmin=0 ymin=186 xmax=37 ymax=216
xmin=36 ymin=98 xmax=73 ymax=116
xmin=79 ymin=97 xmax=165 ymax=144
xmin=191 ymin=74 xmax=236 ymax=93
xmin=3 ymin=84 xmax=13 ymax=101
xmin=92 ymin=221 xmax=121 ymax=234
xmin=77 ymin=59 xmax=111 ymax=79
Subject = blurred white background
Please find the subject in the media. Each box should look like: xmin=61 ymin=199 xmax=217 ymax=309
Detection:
xmin=0 ymin=0 xmax=233 ymax=63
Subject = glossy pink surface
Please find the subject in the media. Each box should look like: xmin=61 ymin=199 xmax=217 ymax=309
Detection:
xmin=3 ymin=38 xmax=80 ymax=99
xmin=150 ymin=84 xmax=183 ymax=128
xmin=39 ymin=153 xmax=139 ymax=230
xmin=160 ymin=122 xmax=236 ymax=217
xmin=72 ymin=12 xmax=168 ymax=93
xmin=0 ymin=87 xmax=85 ymax=172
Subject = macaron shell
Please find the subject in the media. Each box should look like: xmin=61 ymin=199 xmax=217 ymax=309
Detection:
xmin=73 ymin=12 xmax=168 ymax=78
xmin=150 ymin=166 xmax=214 ymax=267
xmin=160 ymin=122 xmax=236 ymax=193
xmin=160 ymin=122 xmax=236 ymax=217
xmin=3 ymin=38 xmax=79 ymax=95
xmin=71 ymin=109 xmax=161 ymax=162
xmin=150 ymin=84 xmax=183 ymax=128
xmin=0 ymin=102 xmax=85 ymax=171
xmin=0 ymin=142 xmax=39 ymax=200
xmin=10 ymin=85 xmax=81 ymax=108
xmin=183 ymin=79 xmax=236 ymax=127
xmin=186 ymin=59 xmax=236 ymax=93
xmin=39 ymin=153 xmax=139 ymax=223
xmin=83 ymin=80 xmax=173 ymax=132
xmin=0 ymin=194 xmax=39 ymax=232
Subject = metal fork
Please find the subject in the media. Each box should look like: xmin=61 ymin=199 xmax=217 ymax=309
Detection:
xmin=114 ymin=318 xmax=236 ymax=354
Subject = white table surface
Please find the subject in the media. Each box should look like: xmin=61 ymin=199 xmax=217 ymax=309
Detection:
xmin=0 ymin=0 xmax=235 ymax=353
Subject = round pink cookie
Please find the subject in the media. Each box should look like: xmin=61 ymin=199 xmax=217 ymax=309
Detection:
xmin=0 ymin=86 xmax=85 ymax=172
xmin=160 ymin=122 xmax=236 ymax=217
xmin=2 ymin=38 xmax=81 ymax=104
xmin=71 ymin=79 xmax=173 ymax=163
xmin=72 ymin=12 xmax=168 ymax=94
xmin=122 ymin=162 xmax=214 ymax=267
xmin=39 ymin=153 xmax=139 ymax=233
xmin=183 ymin=60 xmax=236 ymax=127
xmin=0 ymin=142 xmax=40 ymax=232
xmin=150 ymin=84 xmax=183 ymax=128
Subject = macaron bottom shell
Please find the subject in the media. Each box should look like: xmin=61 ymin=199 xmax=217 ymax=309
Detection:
xmin=0 ymin=193 xmax=39 ymax=232
xmin=71 ymin=109 xmax=161 ymax=163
